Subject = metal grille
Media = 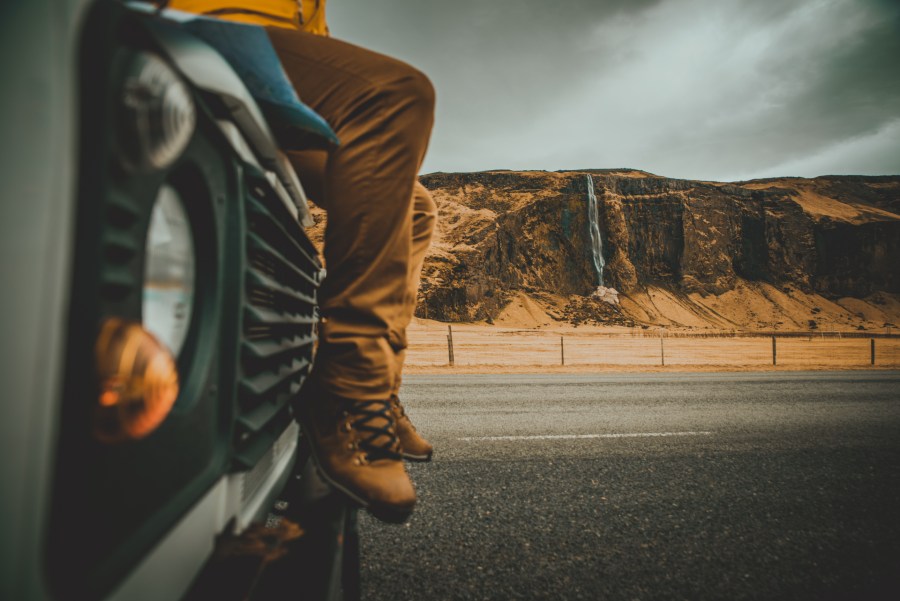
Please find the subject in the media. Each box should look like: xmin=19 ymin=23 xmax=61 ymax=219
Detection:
xmin=99 ymin=190 xmax=143 ymax=302
xmin=234 ymin=172 xmax=320 ymax=470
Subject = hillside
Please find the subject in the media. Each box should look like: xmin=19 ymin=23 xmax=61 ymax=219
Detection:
xmin=414 ymin=170 xmax=900 ymax=331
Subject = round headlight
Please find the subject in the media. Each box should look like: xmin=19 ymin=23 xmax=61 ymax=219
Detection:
xmin=118 ymin=51 xmax=195 ymax=171
xmin=142 ymin=184 xmax=195 ymax=357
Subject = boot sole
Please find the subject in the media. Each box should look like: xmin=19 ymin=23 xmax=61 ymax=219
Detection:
xmin=300 ymin=422 xmax=415 ymax=524
xmin=402 ymin=451 xmax=433 ymax=462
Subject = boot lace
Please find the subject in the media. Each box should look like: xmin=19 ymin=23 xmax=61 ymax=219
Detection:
xmin=346 ymin=400 xmax=401 ymax=461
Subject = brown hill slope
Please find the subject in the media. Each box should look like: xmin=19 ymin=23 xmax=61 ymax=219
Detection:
xmin=416 ymin=170 xmax=900 ymax=331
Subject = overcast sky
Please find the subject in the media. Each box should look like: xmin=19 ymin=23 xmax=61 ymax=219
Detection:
xmin=327 ymin=0 xmax=900 ymax=181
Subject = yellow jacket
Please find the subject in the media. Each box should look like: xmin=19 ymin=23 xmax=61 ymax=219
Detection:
xmin=167 ymin=0 xmax=329 ymax=35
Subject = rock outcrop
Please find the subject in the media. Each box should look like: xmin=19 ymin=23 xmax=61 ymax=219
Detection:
xmin=417 ymin=170 xmax=900 ymax=329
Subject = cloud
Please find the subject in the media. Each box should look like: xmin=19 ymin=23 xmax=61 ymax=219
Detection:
xmin=740 ymin=118 xmax=900 ymax=180
xmin=327 ymin=0 xmax=900 ymax=179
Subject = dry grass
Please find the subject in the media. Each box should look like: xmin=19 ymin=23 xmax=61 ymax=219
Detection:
xmin=404 ymin=322 xmax=900 ymax=373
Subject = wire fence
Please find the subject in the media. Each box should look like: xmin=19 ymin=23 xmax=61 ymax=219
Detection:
xmin=405 ymin=325 xmax=900 ymax=369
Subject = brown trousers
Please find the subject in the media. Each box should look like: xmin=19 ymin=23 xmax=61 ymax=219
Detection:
xmin=267 ymin=27 xmax=437 ymax=402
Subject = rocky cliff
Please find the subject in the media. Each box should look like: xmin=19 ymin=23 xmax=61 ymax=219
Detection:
xmin=416 ymin=170 xmax=900 ymax=330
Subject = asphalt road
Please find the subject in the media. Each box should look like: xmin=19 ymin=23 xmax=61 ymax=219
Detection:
xmin=357 ymin=371 xmax=900 ymax=601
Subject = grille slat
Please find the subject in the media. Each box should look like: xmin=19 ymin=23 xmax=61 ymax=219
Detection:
xmin=246 ymin=284 xmax=316 ymax=320
xmin=239 ymin=357 xmax=310 ymax=399
xmin=100 ymin=266 xmax=138 ymax=301
xmin=247 ymin=231 xmax=318 ymax=287
xmin=242 ymin=336 xmax=317 ymax=360
xmin=102 ymin=228 xmax=141 ymax=262
xmin=244 ymin=304 xmax=318 ymax=328
xmin=238 ymin=396 xmax=291 ymax=432
xmin=242 ymin=339 xmax=315 ymax=376
xmin=106 ymin=190 xmax=141 ymax=227
xmin=246 ymin=266 xmax=316 ymax=305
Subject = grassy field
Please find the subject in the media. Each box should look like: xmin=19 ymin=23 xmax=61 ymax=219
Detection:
xmin=404 ymin=322 xmax=900 ymax=372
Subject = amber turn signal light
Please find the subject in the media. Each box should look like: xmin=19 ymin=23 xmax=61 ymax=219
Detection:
xmin=93 ymin=318 xmax=179 ymax=443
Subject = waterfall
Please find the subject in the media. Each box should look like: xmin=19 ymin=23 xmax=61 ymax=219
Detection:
xmin=585 ymin=174 xmax=606 ymax=287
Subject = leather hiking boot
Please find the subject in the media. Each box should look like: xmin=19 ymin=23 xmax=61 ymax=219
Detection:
xmin=298 ymin=391 xmax=416 ymax=524
xmin=391 ymin=395 xmax=433 ymax=462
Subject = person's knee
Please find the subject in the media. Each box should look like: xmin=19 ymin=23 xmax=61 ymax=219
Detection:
xmin=380 ymin=64 xmax=435 ymax=130
xmin=405 ymin=67 xmax=435 ymax=118
xmin=414 ymin=185 xmax=437 ymax=231
xmin=414 ymin=181 xmax=437 ymax=212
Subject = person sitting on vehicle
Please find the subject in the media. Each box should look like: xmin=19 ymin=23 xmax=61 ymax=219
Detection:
xmin=167 ymin=0 xmax=437 ymax=523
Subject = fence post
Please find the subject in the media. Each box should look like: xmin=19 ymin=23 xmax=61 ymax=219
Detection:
xmin=871 ymin=338 xmax=875 ymax=366
xmin=660 ymin=336 xmax=665 ymax=367
xmin=560 ymin=336 xmax=565 ymax=366
xmin=447 ymin=325 xmax=455 ymax=367
xmin=772 ymin=335 xmax=777 ymax=366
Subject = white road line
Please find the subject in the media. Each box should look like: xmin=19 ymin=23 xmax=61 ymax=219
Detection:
xmin=459 ymin=431 xmax=713 ymax=441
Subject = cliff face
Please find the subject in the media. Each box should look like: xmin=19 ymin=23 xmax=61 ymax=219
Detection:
xmin=417 ymin=170 xmax=900 ymax=329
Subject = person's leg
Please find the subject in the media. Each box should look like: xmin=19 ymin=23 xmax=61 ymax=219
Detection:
xmin=292 ymin=160 xmax=438 ymax=461
xmin=391 ymin=182 xmax=438 ymax=395
xmin=389 ymin=183 xmax=438 ymax=460
xmin=271 ymin=29 xmax=434 ymax=400
xmin=267 ymin=28 xmax=435 ymax=521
